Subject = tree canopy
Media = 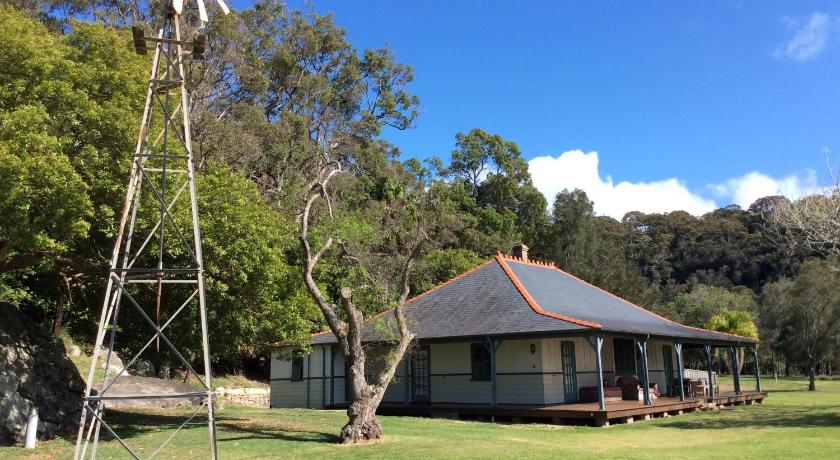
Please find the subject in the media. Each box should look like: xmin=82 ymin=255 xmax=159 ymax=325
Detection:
xmin=759 ymin=259 xmax=840 ymax=390
xmin=0 ymin=6 xmax=314 ymax=370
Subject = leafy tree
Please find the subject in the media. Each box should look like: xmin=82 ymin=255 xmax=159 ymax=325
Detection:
xmin=0 ymin=151 xmax=92 ymax=274
xmin=298 ymin=155 xmax=458 ymax=442
xmin=0 ymin=149 xmax=92 ymax=336
xmin=758 ymin=277 xmax=793 ymax=378
xmin=448 ymin=128 xmax=528 ymax=195
xmin=670 ymin=284 xmax=757 ymax=327
xmin=543 ymin=188 xmax=594 ymax=265
xmin=775 ymin=259 xmax=840 ymax=390
xmin=203 ymin=4 xmax=440 ymax=442
xmin=0 ymin=7 xmax=146 ymax=333
xmin=708 ymin=308 xmax=759 ymax=373
xmin=117 ymin=164 xmax=316 ymax=369
xmin=0 ymin=7 xmax=312 ymax=373
xmin=620 ymin=201 xmax=797 ymax=300
xmin=438 ymin=129 xmax=547 ymax=255
xmin=412 ymin=248 xmax=483 ymax=294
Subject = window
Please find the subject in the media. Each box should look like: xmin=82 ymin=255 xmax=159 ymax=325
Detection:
xmin=471 ymin=343 xmax=491 ymax=381
xmin=291 ymin=355 xmax=304 ymax=381
xmin=613 ymin=338 xmax=637 ymax=377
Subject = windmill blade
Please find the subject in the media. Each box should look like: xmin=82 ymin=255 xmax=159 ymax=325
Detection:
xmin=196 ymin=0 xmax=209 ymax=22
xmin=215 ymin=0 xmax=230 ymax=15
xmin=172 ymin=0 xmax=183 ymax=14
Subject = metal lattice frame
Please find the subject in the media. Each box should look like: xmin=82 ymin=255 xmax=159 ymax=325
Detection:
xmin=73 ymin=7 xmax=217 ymax=459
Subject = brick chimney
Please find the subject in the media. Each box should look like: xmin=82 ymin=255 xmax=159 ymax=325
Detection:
xmin=511 ymin=244 xmax=529 ymax=262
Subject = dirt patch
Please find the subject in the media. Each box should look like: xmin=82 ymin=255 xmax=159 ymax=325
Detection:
xmin=102 ymin=376 xmax=203 ymax=409
xmin=334 ymin=436 xmax=387 ymax=447
xmin=219 ymin=418 xmax=312 ymax=433
xmin=500 ymin=422 xmax=571 ymax=430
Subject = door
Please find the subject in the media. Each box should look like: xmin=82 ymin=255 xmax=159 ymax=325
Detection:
xmin=663 ymin=345 xmax=674 ymax=396
xmin=412 ymin=345 xmax=431 ymax=403
xmin=613 ymin=338 xmax=637 ymax=377
xmin=561 ymin=341 xmax=578 ymax=402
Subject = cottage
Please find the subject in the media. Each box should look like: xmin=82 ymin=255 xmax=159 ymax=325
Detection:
xmin=271 ymin=246 xmax=765 ymax=425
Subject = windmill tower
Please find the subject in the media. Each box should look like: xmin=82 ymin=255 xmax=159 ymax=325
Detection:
xmin=74 ymin=1 xmax=228 ymax=458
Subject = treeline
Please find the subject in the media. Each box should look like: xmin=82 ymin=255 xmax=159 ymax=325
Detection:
xmin=1 ymin=2 xmax=837 ymax=383
xmin=532 ymin=190 xmax=839 ymax=386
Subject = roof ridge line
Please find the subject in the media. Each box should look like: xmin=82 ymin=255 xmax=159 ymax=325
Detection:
xmin=534 ymin=259 xmax=757 ymax=342
xmin=495 ymin=253 xmax=601 ymax=329
xmin=500 ymin=253 xmax=556 ymax=267
xmin=308 ymin=258 xmax=498 ymax=338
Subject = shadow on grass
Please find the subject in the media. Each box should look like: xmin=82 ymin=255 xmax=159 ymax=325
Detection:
xmin=666 ymin=404 xmax=840 ymax=430
xmin=65 ymin=409 xmax=340 ymax=446
xmin=756 ymin=389 xmax=808 ymax=393
xmin=216 ymin=420 xmax=340 ymax=444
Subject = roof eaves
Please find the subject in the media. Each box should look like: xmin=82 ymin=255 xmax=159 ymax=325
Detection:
xmin=495 ymin=253 xmax=602 ymax=329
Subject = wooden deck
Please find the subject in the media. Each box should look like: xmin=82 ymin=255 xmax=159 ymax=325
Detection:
xmin=346 ymin=391 xmax=767 ymax=427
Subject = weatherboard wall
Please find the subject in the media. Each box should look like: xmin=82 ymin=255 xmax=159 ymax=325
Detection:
xmin=270 ymin=345 xmax=405 ymax=408
xmin=270 ymin=345 xmax=328 ymax=408
xmin=541 ymin=337 xmax=616 ymax=404
xmin=646 ymin=339 xmax=677 ymax=393
xmin=270 ymin=336 xmax=681 ymax=408
xmin=429 ymin=339 xmax=546 ymax=405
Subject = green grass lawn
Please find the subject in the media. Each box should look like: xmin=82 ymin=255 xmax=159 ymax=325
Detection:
xmin=3 ymin=377 xmax=838 ymax=459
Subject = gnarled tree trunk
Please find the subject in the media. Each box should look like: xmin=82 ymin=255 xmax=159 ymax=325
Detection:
xmin=334 ymin=287 xmax=414 ymax=443
xmin=298 ymin=165 xmax=423 ymax=444
xmin=341 ymin=380 xmax=385 ymax=442
xmin=340 ymin=333 xmax=383 ymax=443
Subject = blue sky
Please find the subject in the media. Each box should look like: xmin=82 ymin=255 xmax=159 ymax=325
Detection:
xmin=235 ymin=1 xmax=840 ymax=217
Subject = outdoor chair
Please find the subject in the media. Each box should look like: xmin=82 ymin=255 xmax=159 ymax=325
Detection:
xmin=685 ymin=381 xmax=693 ymax=397
xmin=690 ymin=379 xmax=704 ymax=398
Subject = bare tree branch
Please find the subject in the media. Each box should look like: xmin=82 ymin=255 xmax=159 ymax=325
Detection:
xmin=770 ymin=153 xmax=840 ymax=268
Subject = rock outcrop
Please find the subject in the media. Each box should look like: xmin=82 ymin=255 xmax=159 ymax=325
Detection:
xmin=0 ymin=303 xmax=84 ymax=445
xmin=97 ymin=347 xmax=130 ymax=376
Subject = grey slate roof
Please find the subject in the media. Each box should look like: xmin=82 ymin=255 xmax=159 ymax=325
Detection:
xmin=311 ymin=259 xmax=588 ymax=345
xmin=506 ymin=260 xmax=754 ymax=343
xmin=310 ymin=255 xmax=755 ymax=345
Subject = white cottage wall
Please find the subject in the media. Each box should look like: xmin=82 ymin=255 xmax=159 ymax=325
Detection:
xmin=428 ymin=339 xmax=546 ymax=404
xmin=647 ymin=339 xmax=677 ymax=395
xmin=270 ymin=336 xmax=681 ymax=408
xmin=270 ymin=346 xmax=333 ymax=408
xmin=541 ymin=337 xmax=616 ymax=404
xmin=429 ymin=342 xmax=489 ymax=404
xmin=496 ymin=339 xmax=545 ymax=404
xmin=272 ymin=345 xmax=409 ymax=408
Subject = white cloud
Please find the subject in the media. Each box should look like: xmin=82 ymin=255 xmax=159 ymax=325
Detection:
xmin=775 ymin=12 xmax=830 ymax=61
xmin=528 ymin=150 xmax=824 ymax=219
xmin=528 ymin=150 xmax=717 ymax=219
xmin=708 ymin=170 xmax=821 ymax=209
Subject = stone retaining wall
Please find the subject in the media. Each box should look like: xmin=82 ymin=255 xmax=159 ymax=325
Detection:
xmin=215 ymin=387 xmax=269 ymax=408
